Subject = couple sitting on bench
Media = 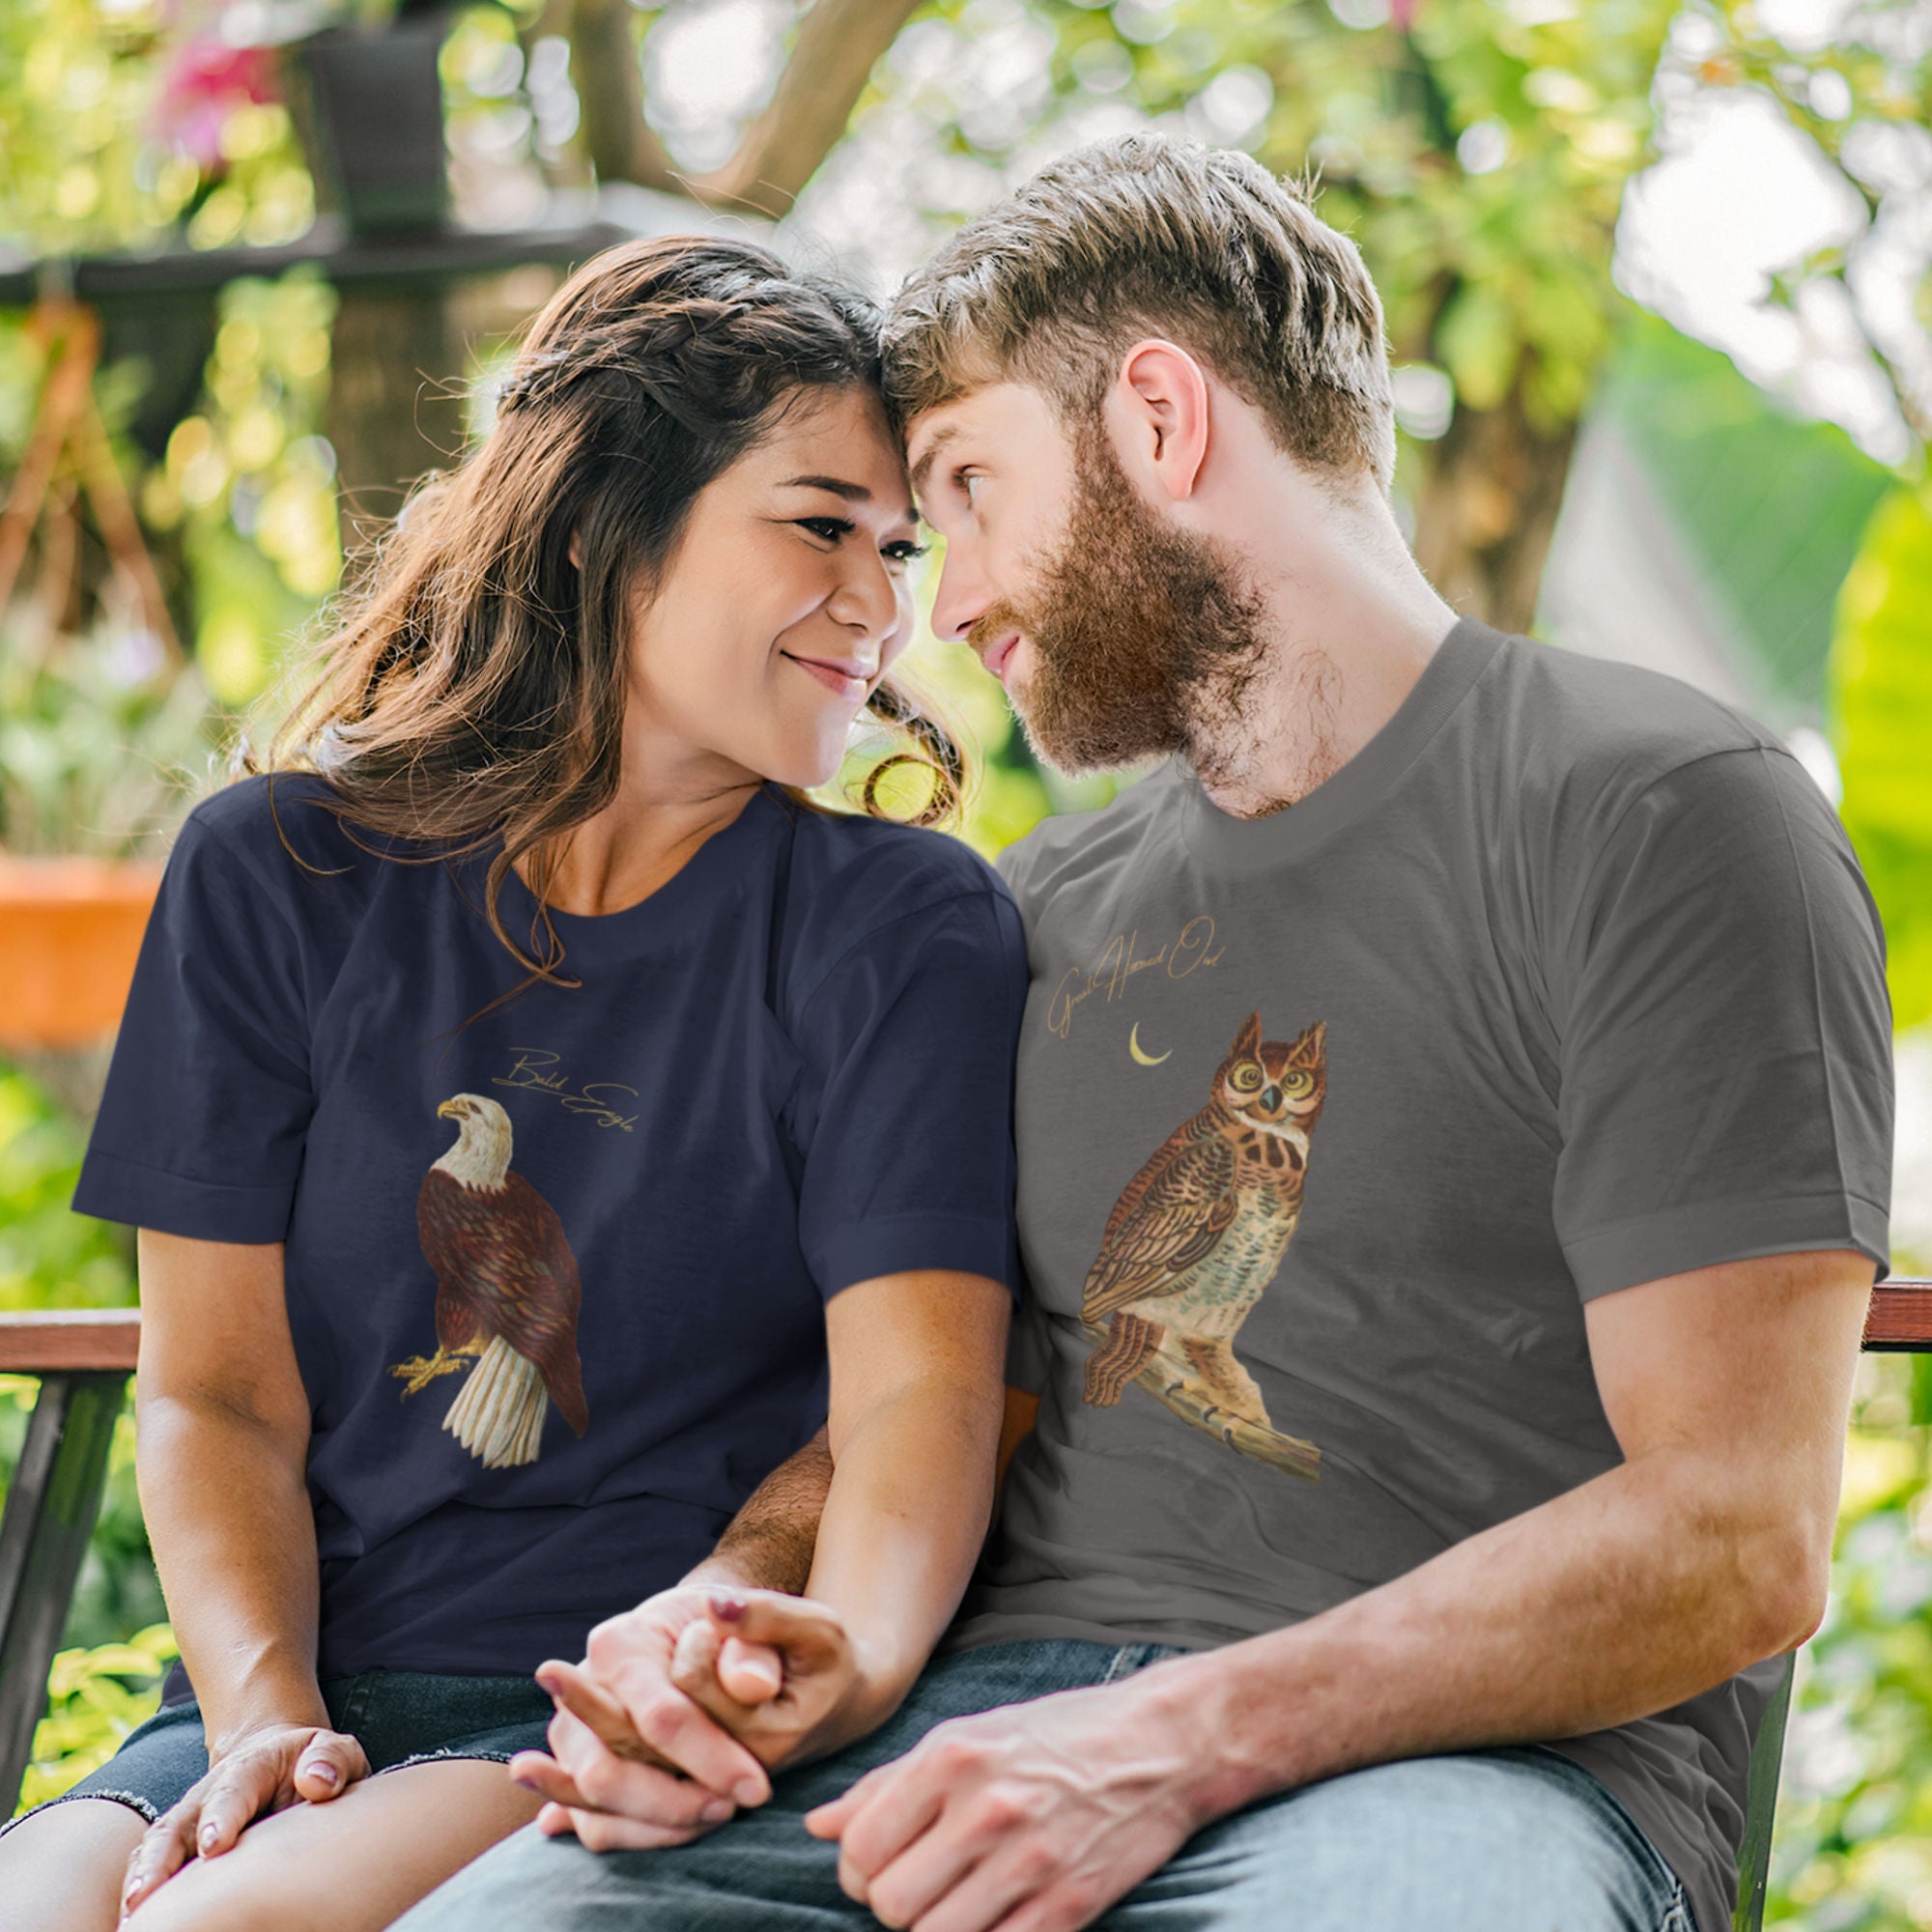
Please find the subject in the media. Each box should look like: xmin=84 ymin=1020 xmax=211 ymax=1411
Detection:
xmin=0 ymin=133 xmax=1891 ymax=1932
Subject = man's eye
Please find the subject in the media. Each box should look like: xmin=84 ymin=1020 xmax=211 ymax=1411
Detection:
xmin=882 ymin=540 xmax=929 ymax=564
xmin=798 ymin=517 xmax=853 ymax=542
xmin=958 ymin=471 xmax=981 ymax=506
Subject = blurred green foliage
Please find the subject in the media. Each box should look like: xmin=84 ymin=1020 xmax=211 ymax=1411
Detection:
xmin=1833 ymin=484 xmax=1932 ymax=1032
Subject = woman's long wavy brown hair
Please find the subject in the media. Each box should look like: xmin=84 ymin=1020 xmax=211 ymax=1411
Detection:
xmin=257 ymin=234 xmax=962 ymax=986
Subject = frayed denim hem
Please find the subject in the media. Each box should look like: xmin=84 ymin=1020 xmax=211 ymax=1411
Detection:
xmin=0 ymin=1783 xmax=159 ymax=1839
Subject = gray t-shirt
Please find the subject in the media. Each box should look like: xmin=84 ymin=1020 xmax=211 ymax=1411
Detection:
xmin=949 ymin=614 xmax=1892 ymax=1932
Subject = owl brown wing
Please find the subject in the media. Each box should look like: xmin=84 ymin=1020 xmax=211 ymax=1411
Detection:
xmin=415 ymin=1168 xmax=590 ymax=1437
xmin=1081 ymin=1129 xmax=1240 ymax=1322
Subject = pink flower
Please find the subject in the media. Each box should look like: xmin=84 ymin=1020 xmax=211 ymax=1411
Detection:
xmin=153 ymin=40 xmax=278 ymax=171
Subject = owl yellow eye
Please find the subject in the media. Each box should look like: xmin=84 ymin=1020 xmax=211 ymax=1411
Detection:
xmin=1281 ymin=1070 xmax=1313 ymax=1097
xmin=1231 ymin=1063 xmax=1264 ymax=1093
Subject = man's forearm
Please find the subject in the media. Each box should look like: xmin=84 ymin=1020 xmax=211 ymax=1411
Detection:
xmin=1146 ymin=1445 xmax=1822 ymax=1822
xmin=685 ymin=1425 xmax=834 ymax=1596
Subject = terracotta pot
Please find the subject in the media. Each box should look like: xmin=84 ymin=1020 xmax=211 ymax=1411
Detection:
xmin=0 ymin=857 xmax=162 ymax=1051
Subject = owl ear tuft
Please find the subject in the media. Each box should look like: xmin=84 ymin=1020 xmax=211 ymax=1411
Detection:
xmin=1293 ymin=1019 xmax=1327 ymax=1059
xmin=1232 ymin=1011 xmax=1263 ymax=1058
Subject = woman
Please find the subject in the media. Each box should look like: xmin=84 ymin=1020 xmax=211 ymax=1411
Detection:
xmin=0 ymin=237 xmax=1024 ymax=1932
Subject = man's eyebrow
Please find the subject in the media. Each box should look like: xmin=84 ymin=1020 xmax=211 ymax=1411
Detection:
xmin=909 ymin=424 xmax=964 ymax=497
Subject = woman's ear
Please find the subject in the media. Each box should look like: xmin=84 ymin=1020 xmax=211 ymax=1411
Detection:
xmin=568 ymin=530 xmax=583 ymax=570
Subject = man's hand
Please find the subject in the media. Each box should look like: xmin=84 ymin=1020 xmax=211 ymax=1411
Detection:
xmin=120 ymin=1720 xmax=368 ymax=1918
xmin=509 ymin=1582 xmax=784 ymax=1848
xmin=805 ymin=1672 xmax=1213 ymax=1932
xmin=511 ymin=1586 xmax=872 ymax=1850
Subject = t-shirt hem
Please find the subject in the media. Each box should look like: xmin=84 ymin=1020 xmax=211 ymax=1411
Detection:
xmin=71 ymin=1146 xmax=295 ymax=1243
xmin=1561 ymin=1192 xmax=1889 ymax=1302
xmin=810 ymin=1213 xmax=1020 ymax=1303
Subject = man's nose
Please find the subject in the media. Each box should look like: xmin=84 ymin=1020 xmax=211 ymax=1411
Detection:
xmin=930 ymin=544 xmax=995 ymax=643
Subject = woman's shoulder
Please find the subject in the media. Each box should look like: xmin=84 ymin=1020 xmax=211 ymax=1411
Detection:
xmin=175 ymin=771 xmax=429 ymax=910
xmin=780 ymin=801 xmax=1019 ymax=988
xmin=784 ymin=799 xmax=1009 ymax=919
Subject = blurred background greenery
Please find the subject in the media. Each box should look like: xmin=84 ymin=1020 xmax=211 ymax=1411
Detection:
xmin=1 ymin=0 xmax=1929 ymax=1921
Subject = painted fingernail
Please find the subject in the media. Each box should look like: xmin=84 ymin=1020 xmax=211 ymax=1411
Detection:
xmin=200 ymin=1825 xmax=217 ymax=1851
xmin=700 ymin=1798 xmax=734 ymax=1824
xmin=709 ymin=1593 xmax=745 ymax=1622
xmin=310 ymin=1763 xmax=340 ymax=1790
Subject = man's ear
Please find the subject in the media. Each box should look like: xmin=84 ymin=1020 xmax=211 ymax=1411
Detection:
xmin=1108 ymin=339 xmax=1211 ymax=503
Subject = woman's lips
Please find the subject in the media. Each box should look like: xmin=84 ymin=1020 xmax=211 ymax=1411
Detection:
xmin=781 ymin=652 xmax=875 ymax=700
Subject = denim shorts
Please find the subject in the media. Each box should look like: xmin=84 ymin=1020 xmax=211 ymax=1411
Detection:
xmin=398 ymin=1640 xmax=1693 ymax=1932
xmin=4 ymin=1668 xmax=553 ymax=1834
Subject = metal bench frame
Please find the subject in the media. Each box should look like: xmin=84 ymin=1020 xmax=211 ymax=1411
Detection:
xmin=3 ymin=1289 xmax=1928 ymax=1927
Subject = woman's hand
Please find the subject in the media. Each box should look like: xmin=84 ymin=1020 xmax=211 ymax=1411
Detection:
xmin=511 ymin=1589 xmax=870 ymax=1851
xmin=668 ymin=1590 xmax=875 ymax=1770
xmin=119 ymin=1721 xmax=368 ymax=1918
xmin=508 ymin=1580 xmax=790 ymax=1850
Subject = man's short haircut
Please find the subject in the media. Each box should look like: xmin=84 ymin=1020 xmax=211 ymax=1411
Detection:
xmin=884 ymin=132 xmax=1397 ymax=497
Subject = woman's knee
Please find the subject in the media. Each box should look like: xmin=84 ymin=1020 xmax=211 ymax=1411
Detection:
xmin=0 ymin=1797 xmax=149 ymax=1932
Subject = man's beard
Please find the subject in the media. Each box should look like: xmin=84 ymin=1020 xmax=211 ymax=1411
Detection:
xmin=969 ymin=425 xmax=1272 ymax=779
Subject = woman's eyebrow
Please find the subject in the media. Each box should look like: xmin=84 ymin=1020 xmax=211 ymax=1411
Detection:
xmin=780 ymin=474 xmax=872 ymax=499
xmin=780 ymin=475 xmax=921 ymax=524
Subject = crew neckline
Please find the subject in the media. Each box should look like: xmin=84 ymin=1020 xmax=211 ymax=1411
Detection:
xmin=490 ymin=781 xmax=789 ymax=970
xmin=1176 ymin=613 xmax=1503 ymax=872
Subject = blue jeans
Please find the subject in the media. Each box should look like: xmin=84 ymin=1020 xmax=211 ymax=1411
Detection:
xmin=395 ymin=1640 xmax=1693 ymax=1932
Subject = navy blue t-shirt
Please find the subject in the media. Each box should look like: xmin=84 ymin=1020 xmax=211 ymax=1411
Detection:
xmin=74 ymin=774 xmax=1026 ymax=1683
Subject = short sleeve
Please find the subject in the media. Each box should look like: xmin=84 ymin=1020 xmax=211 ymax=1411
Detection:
xmin=1549 ymin=746 xmax=1892 ymax=1300
xmin=71 ymin=818 xmax=314 ymax=1242
xmin=788 ymin=888 xmax=1027 ymax=1302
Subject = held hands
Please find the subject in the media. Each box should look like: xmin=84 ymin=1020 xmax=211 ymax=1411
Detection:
xmin=120 ymin=1721 xmax=368 ymax=1919
xmin=510 ymin=1585 xmax=873 ymax=1851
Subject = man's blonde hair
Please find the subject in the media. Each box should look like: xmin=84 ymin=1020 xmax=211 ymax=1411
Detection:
xmin=884 ymin=132 xmax=1396 ymax=496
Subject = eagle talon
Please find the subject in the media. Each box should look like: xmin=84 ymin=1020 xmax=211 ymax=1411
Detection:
xmin=389 ymin=1346 xmax=476 ymax=1399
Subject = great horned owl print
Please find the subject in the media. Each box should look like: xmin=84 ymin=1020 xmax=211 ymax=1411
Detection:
xmin=1081 ymin=1012 xmax=1326 ymax=1479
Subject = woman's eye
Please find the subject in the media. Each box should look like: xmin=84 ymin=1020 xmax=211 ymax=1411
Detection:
xmin=882 ymin=540 xmax=929 ymax=564
xmin=798 ymin=517 xmax=853 ymax=542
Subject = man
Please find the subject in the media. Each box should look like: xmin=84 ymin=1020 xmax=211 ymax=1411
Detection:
xmin=401 ymin=132 xmax=1891 ymax=1932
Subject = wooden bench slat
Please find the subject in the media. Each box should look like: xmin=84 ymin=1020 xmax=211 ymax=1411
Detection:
xmin=1863 ymin=1280 xmax=1932 ymax=1352
xmin=0 ymin=1311 xmax=141 ymax=1374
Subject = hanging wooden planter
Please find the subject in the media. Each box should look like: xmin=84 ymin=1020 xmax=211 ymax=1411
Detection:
xmin=0 ymin=857 xmax=161 ymax=1051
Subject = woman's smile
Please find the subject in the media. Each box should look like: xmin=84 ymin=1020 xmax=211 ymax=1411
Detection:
xmin=781 ymin=648 xmax=878 ymax=700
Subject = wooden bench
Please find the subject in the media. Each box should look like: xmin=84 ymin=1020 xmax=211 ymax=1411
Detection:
xmin=2 ymin=1286 xmax=1926 ymax=1923
xmin=0 ymin=1310 xmax=139 ymax=1813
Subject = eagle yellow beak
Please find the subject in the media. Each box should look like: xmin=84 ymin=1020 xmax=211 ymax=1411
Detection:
xmin=437 ymin=1099 xmax=462 ymax=1120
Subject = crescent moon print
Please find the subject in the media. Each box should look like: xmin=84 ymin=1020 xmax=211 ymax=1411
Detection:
xmin=1127 ymin=1022 xmax=1172 ymax=1066
xmin=389 ymin=1094 xmax=590 ymax=1469
xmin=1081 ymin=1012 xmax=1326 ymax=1480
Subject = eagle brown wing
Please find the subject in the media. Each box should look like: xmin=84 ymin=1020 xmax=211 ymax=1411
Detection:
xmin=415 ymin=1168 xmax=590 ymax=1437
xmin=417 ymin=1170 xmax=482 ymax=1351
xmin=1081 ymin=1123 xmax=1239 ymax=1323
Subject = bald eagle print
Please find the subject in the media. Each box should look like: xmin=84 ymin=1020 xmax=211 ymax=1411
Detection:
xmin=1080 ymin=1012 xmax=1326 ymax=1481
xmin=389 ymin=1094 xmax=589 ymax=1469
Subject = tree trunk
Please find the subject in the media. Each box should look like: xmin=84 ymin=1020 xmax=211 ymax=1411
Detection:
xmin=1410 ymin=388 xmax=1578 ymax=638
xmin=326 ymin=288 xmax=468 ymax=560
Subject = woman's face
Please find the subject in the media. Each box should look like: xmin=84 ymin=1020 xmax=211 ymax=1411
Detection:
xmin=625 ymin=384 xmax=923 ymax=790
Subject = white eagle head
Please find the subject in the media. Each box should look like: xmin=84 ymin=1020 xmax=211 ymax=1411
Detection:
xmin=434 ymin=1093 xmax=513 ymax=1191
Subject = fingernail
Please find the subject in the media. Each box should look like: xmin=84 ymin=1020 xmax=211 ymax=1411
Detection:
xmin=310 ymin=1763 xmax=340 ymax=1790
xmin=199 ymin=1826 xmax=217 ymax=1852
xmin=709 ymin=1593 xmax=745 ymax=1622
xmin=700 ymin=1798 xmax=734 ymax=1824
xmin=732 ymin=1778 xmax=764 ymax=1807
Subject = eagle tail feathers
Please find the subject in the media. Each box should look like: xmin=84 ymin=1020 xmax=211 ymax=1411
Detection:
xmin=443 ymin=1335 xmax=546 ymax=1469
